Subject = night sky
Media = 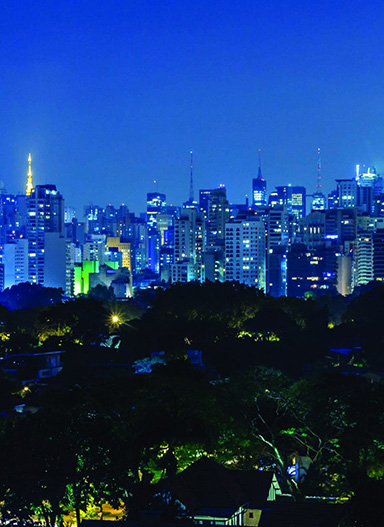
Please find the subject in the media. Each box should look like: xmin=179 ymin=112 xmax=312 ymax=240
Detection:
xmin=1 ymin=0 xmax=384 ymax=215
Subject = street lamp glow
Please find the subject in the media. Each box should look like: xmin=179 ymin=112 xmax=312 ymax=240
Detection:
xmin=111 ymin=314 xmax=120 ymax=324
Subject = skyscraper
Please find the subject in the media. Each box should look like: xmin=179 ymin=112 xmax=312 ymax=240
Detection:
xmin=27 ymin=184 xmax=65 ymax=288
xmin=146 ymin=192 xmax=166 ymax=230
xmin=252 ymin=150 xmax=267 ymax=208
xmin=225 ymin=219 xmax=266 ymax=290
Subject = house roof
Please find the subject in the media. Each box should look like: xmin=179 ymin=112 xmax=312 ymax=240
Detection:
xmin=171 ymin=457 xmax=274 ymax=512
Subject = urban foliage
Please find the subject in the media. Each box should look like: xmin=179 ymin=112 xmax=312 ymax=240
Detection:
xmin=0 ymin=282 xmax=384 ymax=526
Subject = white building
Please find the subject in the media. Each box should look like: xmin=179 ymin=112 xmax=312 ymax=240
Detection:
xmin=225 ymin=219 xmax=266 ymax=291
xmin=3 ymin=239 xmax=28 ymax=289
xmin=355 ymin=233 xmax=373 ymax=286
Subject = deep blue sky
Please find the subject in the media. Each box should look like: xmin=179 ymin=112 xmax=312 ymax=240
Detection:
xmin=1 ymin=0 xmax=384 ymax=215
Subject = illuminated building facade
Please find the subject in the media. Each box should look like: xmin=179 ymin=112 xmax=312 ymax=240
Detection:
xmin=107 ymin=236 xmax=131 ymax=270
xmin=252 ymin=166 xmax=267 ymax=208
xmin=336 ymin=179 xmax=357 ymax=208
xmin=225 ymin=219 xmax=266 ymax=290
xmin=27 ymin=184 xmax=65 ymax=288
xmin=147 ymin=192 xmax=166 ymax=230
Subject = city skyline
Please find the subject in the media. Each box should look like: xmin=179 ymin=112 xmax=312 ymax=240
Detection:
xmin=2 ymin=1 xmax=384 ymax=211
xmin=2 ymin=149 xmax=382 ymax=215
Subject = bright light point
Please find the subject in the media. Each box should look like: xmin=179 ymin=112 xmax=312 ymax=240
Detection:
xmin=111 ymin=315 xmax=120 ymax=324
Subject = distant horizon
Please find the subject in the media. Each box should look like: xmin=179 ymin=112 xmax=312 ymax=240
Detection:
xmin=3 ymin=150 xmax=383 ymax=217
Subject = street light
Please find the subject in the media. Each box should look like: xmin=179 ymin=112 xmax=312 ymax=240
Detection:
xmin=111 ymin=314 xmax=120 ymax=325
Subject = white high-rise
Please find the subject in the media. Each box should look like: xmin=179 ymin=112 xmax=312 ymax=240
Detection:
xmin=225 ymin=219 xmax=266 ymax=291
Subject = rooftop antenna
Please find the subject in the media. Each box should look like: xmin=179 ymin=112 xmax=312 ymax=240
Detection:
xmin=258 ymin=148 xmax=263 ymax=179
xmin=189 ymin=150 xmax=194 ymax=202
xmin=316 ymin=147 xmax=322 ymax=191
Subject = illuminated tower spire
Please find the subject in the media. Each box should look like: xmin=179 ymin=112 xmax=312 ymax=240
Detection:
xmin=189 ymin=150 xmax=194 ymax=202
xmin=316 ymin=147 xmax=322 ymax=191
xmin=257 ymin=148 xmax=263 ymax=179
xmin=312 ymin=147 xmax=326 ymax=211
xmin=26 ymin=153 xmax=34 ymax=196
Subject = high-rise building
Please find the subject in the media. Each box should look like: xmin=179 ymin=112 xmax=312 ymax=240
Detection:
xmin=336 ymin=179 xmax=358 ymax=208
xmin=355 ymin=233 xmax=373 ymax=287
xmin=252 ymin=153 xmax=267 ymax=208
xmin=147 ymin=192 xmax=166 ymax=230
xmin=373 ymin=229 xmax=384 ymax=281
xmin=27 ymin=184 xmax=65 ymax=288
xmin=225 ymin=219 xmax=266 ymax=290
xmin=172 ymin=207 xmax=205 ymax=282
xmin=2 ymin=239 xmax=28 ymax=289
xmin=287 ymin=244 xmax=337 ymax=297
xmin=207 ymin=186 xmax=229 ymax=246
xmin=199 ymin=189 xmax=213 ymax=219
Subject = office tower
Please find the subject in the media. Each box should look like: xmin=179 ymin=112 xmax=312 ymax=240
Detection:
xmin=336 ymin=179 xmax=358 ymax=208
xmin=373 ymin=229 xmax=384 ymax=281
xmin=84 ymin=205 xmax=105 ymax=234
xmin=274 ymin=185 xmax=306 ymax=233
xmin=267 ymin=206 xmax=289 ymax=248
xmin=300 ymin=211 xmax=326 ymax=249
xmin=355 ymin=233 xmax=373 ymax=286
xmin=355 ymin=166 xmax=383 ymax=214
xmin=66 ymin=241 xmax=82 ymax=297
xmin=64 ymin=207 xmax=76 ymax=223
xmin=325 ymin=209 xmax=357 ymax=244
xmin=267 ymin=206 xmax=289 ymax=296
xmin=171 ymin=207 xmax=205 ymax=283
xmin=157 ymin=213 xmax=174 ymax=246
xmin=290 ymin=186 xmax=306 ymax=219
xmin=116 ymin=204 xmax=131 ymax=237
xmin=356 ymin=165 xmax=383 ymax=194
xmin=268 ymin=190 xmax=279 ymax=208
xmin=207 ymin=186 xmax=229 ymax=246
xmin=147 ymin=230 xmax=161 ymax=274
xmin=374 ymin=194 xmax=384 ymax=217
xmin=129 ymin=220 xmax=148 ymax=274
xmin=328 ymin=189 xmax=339 ymax=210
xmin=300 ymin=211 xmax=326 ymax=248
xmin=147 ymin=192 xmax=166 ymax=230
xmin=225 ymin=219 xmax=266 ymax=290
xmin=83 ymin=235 xmax=106 ymax=264
xmin=65 ymin=217 xmax=86 ymax=245
xmin=252 ymin=151 xmax=267 ymax=208
xmin=199 ymin=189 xmax=213 ymax=219
xmin=103 ymin=204 xmax=118 ymax=236
xmin=287 ymin=244 xmax=337 ymax=297
xmin=2 ymin=239 xmax=28 ymax=288
xmin=287 ymin=244 xmax=312 ymax=297
xmin=146 ymin=192 xmax=166 ymax=274
xmin=268 ymin=246 xmax=288 ymax=297
xmin=27 ymin=184 xmax=65 ymax=288
xmin=173 ymin=208 xmax=196 ymax=263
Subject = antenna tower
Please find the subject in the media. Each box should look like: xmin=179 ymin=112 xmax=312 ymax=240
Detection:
xmin=316 ymin=148 xmax=322 ymax=191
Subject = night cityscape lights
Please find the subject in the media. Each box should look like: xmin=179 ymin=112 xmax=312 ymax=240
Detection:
xmin=1 ymin=3 xmax=384 ymax=526
xmin=1 ymin=152 xmax=384 ymax=300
